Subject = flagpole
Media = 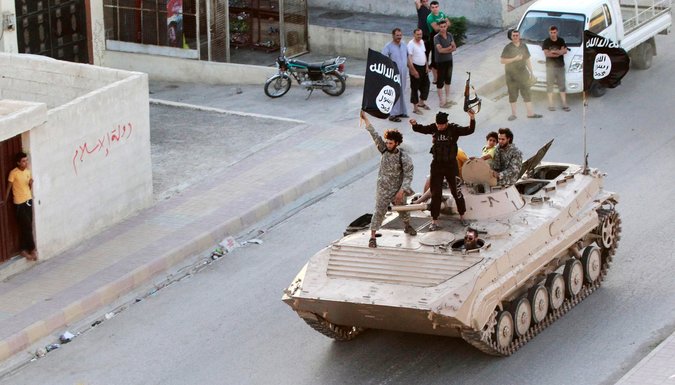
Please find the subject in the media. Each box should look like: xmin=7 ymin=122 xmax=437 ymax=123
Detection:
xmin=583 ymin=91 xmax=589 ymax=174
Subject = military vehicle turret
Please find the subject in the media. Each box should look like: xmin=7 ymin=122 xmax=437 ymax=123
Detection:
xmin=282 ymin=141 xmax=621 ymax=355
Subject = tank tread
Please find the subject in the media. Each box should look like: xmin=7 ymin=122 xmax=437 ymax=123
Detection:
xmin=461 ymin=260 xmax=610 ymax=356
xmin=301 ymin=314 xmax=365 ymax=341
xmin=461 ymin=208 xmax=620 ymax=356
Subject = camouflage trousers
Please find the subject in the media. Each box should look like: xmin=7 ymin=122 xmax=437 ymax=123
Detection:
xmin=370 ymin=186 xmax=410 ymax=231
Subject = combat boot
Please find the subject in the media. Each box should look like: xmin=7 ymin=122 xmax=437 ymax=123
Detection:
xmin=403 ymin=223 xmax=417 ymax=236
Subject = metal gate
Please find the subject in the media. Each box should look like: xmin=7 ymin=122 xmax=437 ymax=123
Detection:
xmin=15 ymin=0 xmax=90 ymax=63
xmin=0 ymin=135 xmax=23 ymax=263
xmin=198 ymin=0 xmax=307 ymax=62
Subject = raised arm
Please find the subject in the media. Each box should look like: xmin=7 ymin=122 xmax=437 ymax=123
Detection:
xmin=409 ymin=120 xmax=437 ymax=135
xmin=361 ymin=111 xmax=386 ymax=153
xmin=452 ymin=112 xmax=476 ymax=136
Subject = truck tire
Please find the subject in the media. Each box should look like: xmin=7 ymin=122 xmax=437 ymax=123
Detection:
xmin=589 ymin=81 xmax=607 ymax=98
xmin=631 ymin=39 xmax=654 ymax=70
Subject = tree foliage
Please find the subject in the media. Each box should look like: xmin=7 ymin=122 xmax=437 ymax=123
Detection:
xmin=449 ymin=16 xmax=468 ymax=47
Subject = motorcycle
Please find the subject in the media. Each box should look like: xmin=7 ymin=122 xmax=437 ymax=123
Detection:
xmin=264 ymin=47 xmax=347 ymax=99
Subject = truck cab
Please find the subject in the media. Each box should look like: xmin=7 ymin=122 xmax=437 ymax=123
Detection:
xmin=517 ymin=0 xmax=672 ymax=96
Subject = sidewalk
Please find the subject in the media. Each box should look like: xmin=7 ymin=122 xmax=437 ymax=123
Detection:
xmin=0 ymin=113 xmax=376 ymax=365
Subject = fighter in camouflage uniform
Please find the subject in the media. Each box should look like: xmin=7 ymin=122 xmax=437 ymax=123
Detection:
xmin=491 ymin=127 xmax=523 ymax=186
xmin=360 ymin=111 xmax=416 ymax=248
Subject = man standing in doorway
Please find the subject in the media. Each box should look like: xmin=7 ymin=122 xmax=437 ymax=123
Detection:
xmin=542 ymin=25 xmax=570 ymax=111
xmin=2 ymin=152 xmax=38 ymax=261
xmin=408 ymin=28 xmax=431 ymax=115
xmin=383 ymin=28 xmax=410 ymax=122
xmin=500 ymin=29 xmax=542 ymax=121
xmin=434 ymin=19 xmax=456 ymax=109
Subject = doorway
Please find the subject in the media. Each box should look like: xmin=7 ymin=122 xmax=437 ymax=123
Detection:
xmin=0 ymin=135 xmax=23 ymax=263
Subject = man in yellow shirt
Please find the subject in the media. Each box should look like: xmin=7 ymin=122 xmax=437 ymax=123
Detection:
xmin=3 ymin=152 xmax=37 ymax=261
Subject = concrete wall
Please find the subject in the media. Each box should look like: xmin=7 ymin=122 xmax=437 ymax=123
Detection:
xmin=103 ymin=50 xmax=277 ymax=85
xmin=0 ymin=53 xmax=153 ymax=258
xmin=0 ymin=101 xmax=46 ymax=141
xmin=0 ymin=54 xmax=127 ymax=108
xmin=308 ymin=25 xmax=390 ymax=58
xmin=309 ymin=0 xmax=531 ymax=28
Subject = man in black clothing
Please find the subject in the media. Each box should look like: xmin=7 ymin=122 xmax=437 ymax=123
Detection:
xmin=500 ymin=29 xmax=542 ymax=121
xmin=410 ymin=110 xmax=475 ymax=230
xmin=542 ymin=25 xmax=570 ymax=111
xmin=415 ymin=0 xmax=432 ymax=62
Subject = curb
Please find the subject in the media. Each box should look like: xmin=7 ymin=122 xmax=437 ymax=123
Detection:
xmin=614 ymin=331 xmax=675 ymax=385
xmin=149 ymin=99 xmax=306 ymax=124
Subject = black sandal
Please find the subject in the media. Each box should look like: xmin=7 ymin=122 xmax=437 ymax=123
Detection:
xmin=388 ymin=116 xmax=401 ymax=122
xmin=368 ymin=238 xmax=377 ymax=248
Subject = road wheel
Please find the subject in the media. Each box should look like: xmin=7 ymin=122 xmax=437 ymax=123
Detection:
xmin=528 ymin=285 xmax=549 ymax=323
xmin=546 ymin=273 xmax=565 ymax=311
xmin=581 ymin=246 xmax=602 ymax=283
xmin=264 ymin=74 xmax=292 ymax=98
xmin=564 ymin=259 xmax=584 ymax=297
xmin=510 ymin=297 xmax=532 ymax=337
xmin=321 ymin=72 xmax=346 ymax=96
xmin=493 ymin=310 xmax=514 ymax=349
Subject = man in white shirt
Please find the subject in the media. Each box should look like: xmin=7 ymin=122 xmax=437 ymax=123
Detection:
xmin=407 ymin=28 xmax=431 ymax=115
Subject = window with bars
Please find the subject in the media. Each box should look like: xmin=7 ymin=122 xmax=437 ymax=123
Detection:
xmin=103 ymin=0 xmax=197 ymax=49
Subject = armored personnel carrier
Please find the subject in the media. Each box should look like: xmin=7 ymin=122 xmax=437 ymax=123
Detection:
xmin=282 ymin=142 xmax=621 ymax=355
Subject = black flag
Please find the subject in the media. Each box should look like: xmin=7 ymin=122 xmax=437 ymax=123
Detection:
xmin=583 ymin=30 xmax=630 ymax=91
xmin=361 ymin=49 xmax=402 ymax=119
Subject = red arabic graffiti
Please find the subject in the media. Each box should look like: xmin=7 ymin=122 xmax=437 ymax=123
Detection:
xmin=72 ymin=122 xmax=133 ymax=175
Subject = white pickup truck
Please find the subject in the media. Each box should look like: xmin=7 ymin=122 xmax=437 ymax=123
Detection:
xmin=517 ymin=0 xmax=672 ymax=96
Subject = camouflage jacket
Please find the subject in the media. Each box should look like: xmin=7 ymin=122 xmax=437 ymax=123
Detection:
xmin=365 ymin=123 xmax=414 ymax=194
xmin=492 ymin=143 xmax=523 ymax=185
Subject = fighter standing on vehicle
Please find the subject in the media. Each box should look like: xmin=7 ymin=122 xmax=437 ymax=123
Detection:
xmin=361 ymin=111 xmax=416 ymax=248
xmin=410 ymin=110 xmax=475 ymax=229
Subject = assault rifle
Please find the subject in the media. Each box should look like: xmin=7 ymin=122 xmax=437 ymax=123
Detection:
xmin=463 ymin=72 xmax=482 ymax=113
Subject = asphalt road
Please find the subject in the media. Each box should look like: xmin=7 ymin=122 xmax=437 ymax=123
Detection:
xmin=1 ymin=34 xmax=674 ymax=385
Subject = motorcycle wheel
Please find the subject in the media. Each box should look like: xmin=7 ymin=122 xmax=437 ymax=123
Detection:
xmin=321 ymin=72 xmax=346 ymax=96
xmin=264 ymin=74 xmax=292 ymax=98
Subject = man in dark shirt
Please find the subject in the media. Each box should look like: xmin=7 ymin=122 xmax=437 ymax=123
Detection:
xmin=500 ymin=29 xmax=542 ymax=121
xmin=491 ymin=127 xmax=523 ymax=186
xmin=542 ymin=25 xmax=570 ymax=111
xmin=410 ymin=110 xmax=475 ymax=230
xmin=434 ymin=19 xmax=457 ymax=109
xmin=415 ymin=0 xmax=432 ymax=63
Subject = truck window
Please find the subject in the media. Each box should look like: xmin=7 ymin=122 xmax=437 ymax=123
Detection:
xmin=588 ymin=6 xmax=608 ymax=33
xmin=603 ymin=4 xmax=613 ymax=27
xmin=518 ymin=11 xmax=585 ymax=46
